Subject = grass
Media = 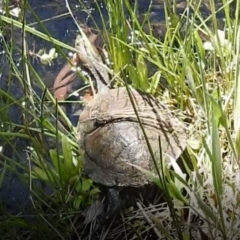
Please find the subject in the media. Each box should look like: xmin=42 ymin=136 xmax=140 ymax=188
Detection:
xmin=0 ymin=0 xmax=240 ymax=239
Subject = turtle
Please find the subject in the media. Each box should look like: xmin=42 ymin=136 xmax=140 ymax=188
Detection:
xmin=77 ymin=84 xmax=188 ymax=222
xmin=49 ymin=29 xmax=186 ymax=222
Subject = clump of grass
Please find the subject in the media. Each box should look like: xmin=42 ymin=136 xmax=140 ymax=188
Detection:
xmin=98 ymin=0 xmax=240 ymax=239
xmin=0 ymin=0 xmax=240 ymax=239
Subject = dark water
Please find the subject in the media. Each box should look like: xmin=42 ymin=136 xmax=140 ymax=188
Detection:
xmin=0 ymin=0 xmax=235 ymax=219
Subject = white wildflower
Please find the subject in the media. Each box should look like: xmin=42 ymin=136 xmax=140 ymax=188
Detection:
xmin=39 ymin=48 xmax=58 ymax=66
xmin=203 ymin=29 xmax=237 ymax=73
xmin=9 ymin=7 xmax=21 ymax=17
xmin=203 ymin=29 xmax=232 ymax=54
xmin=203 ymin=41 xmax=215 ymax=51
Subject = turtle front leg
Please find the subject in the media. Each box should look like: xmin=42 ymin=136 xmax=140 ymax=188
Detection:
xmin=99 ymin=187 xmax=122 ymax=223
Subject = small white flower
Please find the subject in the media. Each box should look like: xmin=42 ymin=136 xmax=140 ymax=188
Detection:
xmin=48 ymin=48 xmax=58 ymax=58
xmin=203 ymin=41 xmax=215 ymax=51
xmin=68 ymin=52 xmax=74 ymax=57
xmin=197 ymin=60 xmax=206 ymax=69
xmin=203 ymin=29 xmax=232 ymax=54
xmin=9 ymin=7 xmax=21 ymax=17
xmin=40 ymin=53 xmax=51 ymax=65
xmin=39 ymin=48 xmax=58 ymax=66
xmin=203 ymin=29 xmax=237 ymax=72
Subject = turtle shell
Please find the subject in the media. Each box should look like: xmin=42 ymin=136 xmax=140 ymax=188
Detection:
xmin=77 ymin=87 xmax=187 ymax=187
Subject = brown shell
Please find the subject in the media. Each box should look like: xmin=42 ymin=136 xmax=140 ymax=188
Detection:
xmin=78 ymin=87 xmax=187 ymax=187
